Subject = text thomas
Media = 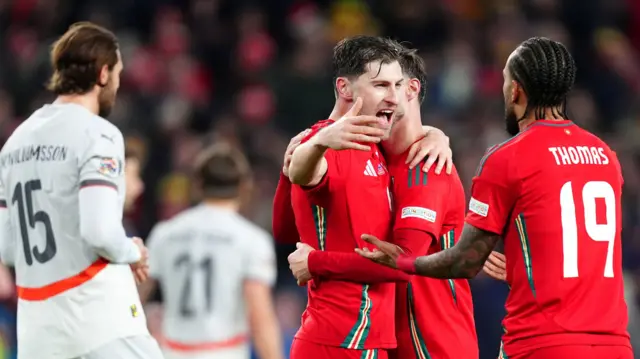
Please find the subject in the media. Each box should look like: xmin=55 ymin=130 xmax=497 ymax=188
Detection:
xmin=548 ymin=146 xmax=609 ymax=166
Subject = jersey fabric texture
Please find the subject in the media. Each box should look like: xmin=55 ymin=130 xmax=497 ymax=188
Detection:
xmin=387 ymin=149 xmax=477 ymax=359
xmin=0 ymin=103 xmax=149 ymax=359
xmin=291 ymin=120 xmax=396 ymax=350
xmin=465 ymin=119 xmax=630 ymax=357
xmin=147 ymin=204 xmax=276 ymax=359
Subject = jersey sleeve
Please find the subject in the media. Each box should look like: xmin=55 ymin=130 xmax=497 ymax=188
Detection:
xmin=465 ymin=148 xmax=518 ymax=235
xmin=272 ymin=172 xmax=299 ymax=244
xmin=78 ymin=127 xmax=125 ymax=190
xmin=297 ymin=121 xmax=345 ymax=207
xmin=308 ymin=250 xmax=410 ymax=283
xmin=392 ymin=165 xmax=451 ymax=254
xmin=77 ymin=126 xmax=140 ymax=264
xmin=243 ymin=233 xmax=277 ymax=287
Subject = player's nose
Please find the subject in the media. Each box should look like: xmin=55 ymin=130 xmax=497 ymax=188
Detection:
xmin=384 ymin=87 xmax=400 ymax=106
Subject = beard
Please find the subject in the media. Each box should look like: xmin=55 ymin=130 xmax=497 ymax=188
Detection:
xmin=97 ymin=83 xmax=116 ymax=118
xmin=504 ymin=104 xmax=520 ymax=136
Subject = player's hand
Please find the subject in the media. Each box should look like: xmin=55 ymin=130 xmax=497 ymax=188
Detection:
xmin=482 ymin=251 xmax=507 ymax=281
xmin=131 ymin=237 xmax=149 ymax=284
xmin=313 ymin=97 xmax=387 ymax=151
xmin=355 ymin=234 xmax=405 ymax=269
xmin=283 ymin=129 xmax=311 ymax=177
xmin=406 ymin=127 xmax=453 ymax=175
xmin=288 ymin=242 xmax=315 ymax=286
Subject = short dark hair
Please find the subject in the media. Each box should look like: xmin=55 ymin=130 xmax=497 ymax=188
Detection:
xmin=47 ymin=22 xmax=119 ymax=95
xmin=399 ymin=48 xmax=427 ymax=103
xmin=332 ymin=36 xmax=403 ymax=84
xmin=507 ymin=37 xmax=576 ymax=119
xmin=193 ymin=144 xmax=252 ymax=199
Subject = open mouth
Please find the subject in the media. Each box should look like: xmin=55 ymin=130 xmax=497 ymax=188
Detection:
xmin=376 ymin=110 xmax=394 ymax=123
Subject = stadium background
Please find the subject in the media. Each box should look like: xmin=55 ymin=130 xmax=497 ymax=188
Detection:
xmin=0 ymin=0 xmax=639 ymax=358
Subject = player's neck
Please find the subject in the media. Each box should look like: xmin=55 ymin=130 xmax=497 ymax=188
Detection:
xmin=55 ymin=94 xmax=100 ymax=115
xmin=202 ymin=198 xmax=241 ymax=212
xmin=518 ymin=106 xmax=568 ymax=132
xmin=328 ymin=99 xmax=352 ymax=120
xmin=382 ymin=106 xmax=423 ymax=155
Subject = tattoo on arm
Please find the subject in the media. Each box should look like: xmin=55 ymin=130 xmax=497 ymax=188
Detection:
xmin=414 ymin=223 xmax=501 ymax=279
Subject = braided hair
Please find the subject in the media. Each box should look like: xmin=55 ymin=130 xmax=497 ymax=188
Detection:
xmin=507 ymin=37 xmax=577 ymax=121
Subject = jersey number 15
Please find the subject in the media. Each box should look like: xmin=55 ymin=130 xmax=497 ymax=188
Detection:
xmin=560 ymin=181 xmax=616 ymax=278
xmin=12 ymin=180 xmax=57 ymax=265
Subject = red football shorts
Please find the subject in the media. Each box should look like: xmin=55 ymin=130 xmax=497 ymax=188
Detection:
xmin=510 ymin=344 xmax=633 ymax=359
xmin=290 ymin=338 xmax=388 ymax=359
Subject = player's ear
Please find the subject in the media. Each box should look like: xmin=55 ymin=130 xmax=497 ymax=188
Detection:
xmin=510 ymin=80 xmax=520 ymax=103
xmin=97 ymin=64 xmax=110 ymax=88
xmin=335 ymin=77 xmax=353 ymax=100
xmin=406 ymin=78 xmax=420 ymax=102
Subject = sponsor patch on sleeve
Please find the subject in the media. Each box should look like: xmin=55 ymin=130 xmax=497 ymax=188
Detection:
xmin=469 ymin=197 xmax=489 ymax=217
xmin=97 ymin=157 xmax=121 ymax=177
xmin=401 ymin=206 xmax=436 ymax=223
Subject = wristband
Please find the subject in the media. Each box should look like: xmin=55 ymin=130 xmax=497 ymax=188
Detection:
xmin=396 ymin=255 xmax=417 ymax=274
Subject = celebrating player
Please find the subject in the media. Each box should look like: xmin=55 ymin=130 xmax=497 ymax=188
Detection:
xmin=140 ymin=144 xmax=283 ymax=359
xmin=0 ymin=22 xmax=162 ymax=359
xmin=287 ymin=44 xmax=478 ymax=359
xmin=286 ymin=36 xmax=412 ymax=359
xmin=358 ymin=37 xmax=632 ymax=359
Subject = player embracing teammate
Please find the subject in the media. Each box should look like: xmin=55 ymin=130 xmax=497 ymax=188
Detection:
xmin=359 ymin=37 xmax=633 ymax=359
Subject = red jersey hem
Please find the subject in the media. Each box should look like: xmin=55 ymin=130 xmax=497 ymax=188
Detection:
xmin=504 ymin=332 xmax=631 ymax=356
xmin=294 ymin=332 xmax=397 ymax=350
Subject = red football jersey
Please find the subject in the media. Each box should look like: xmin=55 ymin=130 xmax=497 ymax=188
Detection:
xmin=291 ymin=120 xmax=396 ymax=349
xmin=387 ymin=149 xmax=478 ymax=359
xmin=465 ymin=120 xmax=631 ymax=357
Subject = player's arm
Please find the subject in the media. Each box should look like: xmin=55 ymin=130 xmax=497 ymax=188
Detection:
xmin=0 ymin=182 xmax=15 ymax=266
xmin=272 ymin=172 xmax=299 ymax=244
xmin=288 ymin=98 xmax=384 ymax=186
xmin=78 ymin=129 xmax=141 ymax=264
xmin=359 ymin=150 xmax=516 ymax=279
xmin=307 ymin=250 xmax=410 ymax=283
xmin=244 ymin=235 xmax=284 ymax=359
xmin=391 ymin=165 xmax=452 ymax=256
xmin=138 ymin=222 xmax=165 ymax=303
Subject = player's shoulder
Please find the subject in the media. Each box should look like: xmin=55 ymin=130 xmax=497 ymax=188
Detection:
xmin=475 ymin=134 xmax=525 ymax=176
xmin=84 ymin=115 xmax=124 ymax=144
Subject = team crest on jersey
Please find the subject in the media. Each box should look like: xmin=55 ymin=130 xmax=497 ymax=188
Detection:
xmin=98 ymin=157 xmax=121 ymax=177
xmin=377 ymin=163 xmax=386 ymax=175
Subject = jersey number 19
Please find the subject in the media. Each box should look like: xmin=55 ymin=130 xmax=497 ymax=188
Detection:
xmin=560 ymin=181 xmax=616 ymax=278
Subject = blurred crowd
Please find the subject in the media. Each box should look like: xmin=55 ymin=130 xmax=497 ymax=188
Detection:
xmin=0 ymin=0 xmax=640 ymax=358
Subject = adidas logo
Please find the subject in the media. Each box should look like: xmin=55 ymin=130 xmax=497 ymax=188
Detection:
xmin=364 ymin=160 xmax=377 ymax=177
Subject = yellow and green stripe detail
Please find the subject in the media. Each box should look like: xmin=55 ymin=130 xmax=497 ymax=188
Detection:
xmin=498 ymin=325 xmax=509 ymax=359
xmin=440 ymin=230 xmax=457 ymax=304
xmin=360 ymin=349 xmax=379 ymax=359
xmin=342 ymin=285 xmax=372 ymax=349
xmin=515 ymin=214 xmax=536 ymax=297
xmin=312 ymin=205 xmax=326 ymax=251
xmin=407 ymin=165 xmax=428 ymax=188
xmin=407 ymin=283 xmax=432 ymax=359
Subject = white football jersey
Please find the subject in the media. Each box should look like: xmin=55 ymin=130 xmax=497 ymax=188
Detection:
xmin=147 ymin=204 xmax=276 ymax=358
xmin=0 ymin=103 xmax=149 ymax=359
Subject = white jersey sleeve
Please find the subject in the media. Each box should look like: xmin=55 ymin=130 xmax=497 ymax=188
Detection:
xmin=78 ymin=125 xmax=140 ymax=264
xmin=242 ymin=232 xmax=276 ymax=286
xmin=0 ymin=181 xmax=15 ymax=265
